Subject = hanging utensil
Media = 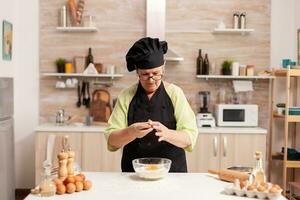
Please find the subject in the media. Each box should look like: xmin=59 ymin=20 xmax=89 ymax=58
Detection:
xmin=76 ymin=81 xmax=81 ymax=107
xmin=86 ymin=82 xmax=91 ymax=108
xmin=82 ymin=81 xmax=86 ymax=106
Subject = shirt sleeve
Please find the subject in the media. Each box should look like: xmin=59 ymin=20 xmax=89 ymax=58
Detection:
xmin=168 ymin=85 xmax=198 ymax=152
xmin=104 ymin=94 xmax=128 ymax=151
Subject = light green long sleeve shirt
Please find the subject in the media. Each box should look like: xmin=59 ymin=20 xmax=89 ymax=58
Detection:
xmin=105 ymin=82 xmax=198 ymax=152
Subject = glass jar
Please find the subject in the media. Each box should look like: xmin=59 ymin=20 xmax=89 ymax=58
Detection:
xmin=83 ymin=15 xmax=96 ymax=27
xmin=39 ymin=166 xmax=56 ymax=197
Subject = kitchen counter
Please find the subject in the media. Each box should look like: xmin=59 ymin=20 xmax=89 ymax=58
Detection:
xmin=24 ymin=172 xmax=286 ymax=200
xmin=36 ymin=124 xmax=267 ymax=134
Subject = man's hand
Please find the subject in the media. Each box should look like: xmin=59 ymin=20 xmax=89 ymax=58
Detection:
xmin=151 ymin=121 xmax=170 ymax=142
xmin=128 ymin=122 xmax=153 ymax=139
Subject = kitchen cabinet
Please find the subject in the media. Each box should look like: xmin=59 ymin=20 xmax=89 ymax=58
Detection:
xmin=35 ymin=131 xmax=121 ymax=185
xmin=186 ymin=133 xmax=266 ymax=173
xmin=81 ymin=132 xmax=122 ymax=172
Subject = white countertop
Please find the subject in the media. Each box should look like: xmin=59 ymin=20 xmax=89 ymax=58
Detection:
xmin=36 ymin=124 xmax=267 ymax=134
xmin=24 ymin=172 xmax=285 ymax=200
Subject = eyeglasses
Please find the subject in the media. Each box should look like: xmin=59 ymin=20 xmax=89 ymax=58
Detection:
xmin=138 ymin=74 xmax=164 ymax=81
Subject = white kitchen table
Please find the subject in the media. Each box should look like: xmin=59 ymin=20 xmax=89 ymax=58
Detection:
xmin=24 ymin=172 xmax=286 ymax=200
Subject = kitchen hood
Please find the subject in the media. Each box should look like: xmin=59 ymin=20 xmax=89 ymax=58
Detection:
xmin=146 ymin=0 xmax=184 ymax=62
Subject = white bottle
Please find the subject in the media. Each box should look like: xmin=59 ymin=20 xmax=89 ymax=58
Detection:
xmin=231 ymin=62 xmax=239 ymax=76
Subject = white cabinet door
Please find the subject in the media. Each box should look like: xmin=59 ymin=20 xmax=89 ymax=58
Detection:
xmin=219 ymin=134 xmax=266 ymax=170
xmin=186 ymin=134 xmax=220 ymax=172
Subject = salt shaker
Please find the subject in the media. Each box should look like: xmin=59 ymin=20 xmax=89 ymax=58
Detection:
xmin=233 ymin=12 xmax=240 ymax=29
xmin=239 ymin=12 xmax=246 ymax=29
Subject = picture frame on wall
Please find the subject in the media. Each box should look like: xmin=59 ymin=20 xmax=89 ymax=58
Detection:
xmin=2 ymin=20 xmax=13 ymax=61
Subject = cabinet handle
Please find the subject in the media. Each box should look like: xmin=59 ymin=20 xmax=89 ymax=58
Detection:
xmin=223 ymin=136 xmax=228 ymax=157
xmin=213 ymin=136 xmax=218 ymax=157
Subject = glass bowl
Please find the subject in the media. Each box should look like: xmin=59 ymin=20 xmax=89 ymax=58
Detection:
xmin=132 ymin=158 xmax=172 ymax=180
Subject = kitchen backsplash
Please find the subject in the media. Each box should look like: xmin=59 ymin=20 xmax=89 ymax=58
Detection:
xmin=39 ymin=0 xmax=271 ymax=128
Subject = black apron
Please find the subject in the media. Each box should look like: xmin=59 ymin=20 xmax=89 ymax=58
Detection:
xmin=121 ymin=82 xmax=187 ymax=172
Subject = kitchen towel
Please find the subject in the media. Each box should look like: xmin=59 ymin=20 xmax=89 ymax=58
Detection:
xmin=232 ymin=80 xmax=253 ymax=92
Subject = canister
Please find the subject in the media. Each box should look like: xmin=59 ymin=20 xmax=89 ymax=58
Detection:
xmin=59 ymin=5 xmax=68 ymax=27
xmin=65 ymin=63 xmax=73 ymax=73
xmin=233 ymin=12 xmax=240 ymax=29
xmin=239 ymin=12 xmax=246 ymax=29
xmin=246 ymin=65 xmax=255 ymax=76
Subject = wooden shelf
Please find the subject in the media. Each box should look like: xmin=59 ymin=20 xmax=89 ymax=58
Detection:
xmin=272 ymin=156 xmax=300 ymax=168
xmin=212 ymin=28 xmax=254 ymax=35
xmin=273 ymin=112 xmax=300 ymax=122
xmin=196 ymin=75 xmax=274 ymax=80
xmin=56 ymin=27 xmax=98 ymax=32
xmin=274 ymin=69 xmax=300 ymax=77
xmin=42 ymin=73 xmax=123 ymax=78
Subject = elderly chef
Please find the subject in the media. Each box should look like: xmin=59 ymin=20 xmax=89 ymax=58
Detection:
xmin=105 ymin=37 xmax=198 ymax=172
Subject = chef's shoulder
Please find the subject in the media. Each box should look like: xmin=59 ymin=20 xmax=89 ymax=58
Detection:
xmin=164 ymin=81 xmax=186 ymax=101
xmin=116 ymin=83 xmax=138 ymax=103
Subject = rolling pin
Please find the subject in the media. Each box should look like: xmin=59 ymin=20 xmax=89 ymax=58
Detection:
xmin=208 ymin=169 xmax=249 ymax=182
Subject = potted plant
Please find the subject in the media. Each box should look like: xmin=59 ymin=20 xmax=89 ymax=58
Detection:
xmin=55 ymin=58 xmax=66 ymax=73
xmin=221 ymin=60 xmax=232 ymax=75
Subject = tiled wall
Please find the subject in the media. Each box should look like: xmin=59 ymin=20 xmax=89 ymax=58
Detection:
xmin=40 ymin=0 xmax=271 ymax=128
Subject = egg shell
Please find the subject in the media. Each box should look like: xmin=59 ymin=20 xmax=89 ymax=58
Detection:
xmin=74 ymin=175 xmax=83 ymax=183
xmin=75 ymin=181 xmax=83 ymax=192
xmin=78 ymin=173 xmax=86 ymax=181
xmin=56 ymin=184 xmax=66 ymax=195
xmin=64 ymin=175 xmax=75 ymax=185
xmin=66 ymin=183 xmax=76 ymax=194
xmin=257 ymin=185 xmax=267 ymax=192
xmin=83 ymin=180 xmax=92 ymax=190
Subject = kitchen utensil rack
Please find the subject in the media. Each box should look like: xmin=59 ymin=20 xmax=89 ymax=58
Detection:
xmin=269 ymin=68 xmax=300 ymax=195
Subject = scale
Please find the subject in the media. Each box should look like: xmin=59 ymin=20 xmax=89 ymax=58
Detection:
xmin=196 ymin=91 xmax=216 ymax=127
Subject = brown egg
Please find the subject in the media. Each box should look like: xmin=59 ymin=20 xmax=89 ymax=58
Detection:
xmin=260 ymin=182 xmax=268 ymax=188
xmin=240 ymin=181 xmax=246 ymax=189
xmin=269 ymin=187 xmax=279 ymax=194
xmin=83 ymin=180 xmax=92 ymax=190
xmin=78 ymin=173 xmax=86 ymax=181
xmin=75 ymin=181 xmax=83 ymax=192
xmin=247 ymin=185 xmax=256 ymax=191
xmin=56 ymin=184 xmax=66 ymax=195
xmin=66 ymin=183 xmax=76 ymax=194
xmin=64 ymin=175 xmax=75 ymax=185
xmin=74 ymin=175 xmax=83 ymax=183
xmin=257 ymin=185 xmax=266 ymax=192
xmin=272 ymin=184 xmax=281 ymax=190
xmin=53 ymin=178 xmax=63 ymax=186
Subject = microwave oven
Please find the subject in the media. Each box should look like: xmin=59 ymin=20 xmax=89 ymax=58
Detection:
xmin=215 ymin=104 xmax=258 ymax=127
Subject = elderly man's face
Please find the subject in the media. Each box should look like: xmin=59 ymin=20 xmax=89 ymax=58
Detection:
xmin=137 ymin=66 xmax=164 ymax=94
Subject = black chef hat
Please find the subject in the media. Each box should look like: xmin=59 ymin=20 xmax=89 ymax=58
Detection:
xmin=126 ymin=37 xmax=168 ymax=72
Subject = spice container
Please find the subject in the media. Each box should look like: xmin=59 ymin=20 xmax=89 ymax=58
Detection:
xmin=83 ymin=15 xmax=96 ymax=27
xmin=246 ymin=65 xmax=255 ymax=76
xmin=233 ymin=12 xmax=240 ymax=29
xmin=239 ymin=12 xmax=246 ymax=29
xmin=59 ymin=5 xmax=68 ymax=27
xmin=239 ymin=65 xmax=246 ymax=76
xmin=65 ymin=62 xmax=73 ymax=73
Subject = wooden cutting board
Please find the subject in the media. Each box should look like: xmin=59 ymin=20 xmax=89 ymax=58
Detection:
xmin=90 ymin=89 xmax=112 ymax=122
